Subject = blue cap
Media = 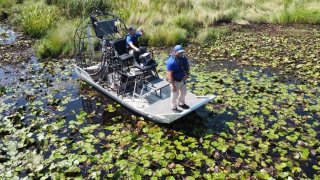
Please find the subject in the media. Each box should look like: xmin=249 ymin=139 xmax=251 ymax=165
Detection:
xmin=174 ymin=45 xmax=184 ymax=53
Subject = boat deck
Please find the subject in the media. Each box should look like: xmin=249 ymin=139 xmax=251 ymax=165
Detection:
xmin=74 ymin=64 xmax=214 ymax=123
xmin=143 ymin=91 xmax=204 ymax=114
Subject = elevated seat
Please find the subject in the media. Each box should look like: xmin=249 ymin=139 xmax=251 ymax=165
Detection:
xmin=132 ymin=51 xmax=158 ymax=77
xmin=112 ymin=38 xmax=133 ymax=62
xmin=90 ymin=15 xmax=118 ymax=39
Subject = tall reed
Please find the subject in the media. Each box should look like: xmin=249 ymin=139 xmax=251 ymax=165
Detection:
xmin=274 ymin=1 xmax=320 ymax=24
xmin=195 ymin=27 xmax=231 ymax=44
xmin=44 ymin=0 xmax=112 ymax=18
xmin=0 ymin=0 xmax=15 ymax=9
xmin=146 ymin=25 xmax=187 ymax=46
xmin=3 ymin=0 xmax=320 ymax=58
xmin=36 ymin=19 xmax=77 ymax=58
xmin=0 ymin=0 xmax=14 ymax=20
xmin=15 ymin=1 xmax=59 ymax=38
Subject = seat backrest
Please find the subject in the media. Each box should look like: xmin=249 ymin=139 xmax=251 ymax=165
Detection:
xmin=113 ymin=39 xmax=127 ymax=56
xmin=90 ymin=16 xmax=117 ymax=39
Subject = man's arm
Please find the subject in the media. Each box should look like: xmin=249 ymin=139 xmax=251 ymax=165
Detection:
xmin=126 ymin=36 xmax=140 ymax=52
xmin=133 ymin=31 xmax=143 ymax=51
xmin=137 ymin=30 xmax=143 ymax=36
xmin=167 ymin=71 xmax=177 ymax=92
xmin=183 ymin=57 xmax=190 ymax=80
xmin=129 ymin=42 xmax=140 ymax=52
xmin=184 ymin=57 xmax=190 ymax=75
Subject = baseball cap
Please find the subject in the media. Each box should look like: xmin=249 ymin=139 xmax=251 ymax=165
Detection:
xmin=128 ymin=26 xmax=136 ymax=31
xmin=174 ymin=45 xmax=184 ymax=53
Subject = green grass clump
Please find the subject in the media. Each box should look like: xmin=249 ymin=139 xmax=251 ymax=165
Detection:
xmin=0 ymin=0 xmax=15 ymax=20
xmin=0 ymin=0 xmax=15 ymax=8
xmin=276 ymin=8 xmax=320 ymax=24
xmin=16 ymin=1 xmax=59 ymax=38
xmin=45 ymin=0 xmax=112 ymax=18
xmin=195 ymin=27 xmax=230 ymax=44
xmin=174 ymin=15 xmax=201 ymax=34
xmin=36 ymin=19 xmax=77 ymax=59
xmin=146 ymin=25 xmax=187 ymax=46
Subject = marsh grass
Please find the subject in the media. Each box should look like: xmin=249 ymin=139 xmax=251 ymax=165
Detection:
xmin=174 ymin=15 xmax=200 ymax=35
xmin=3 ymin=0 xmax=320 ymax=58
xmin=195 ymin=27 xmax=231 ymax=44
xmin=0 ymin=0 xmax=15 ymax=20
xmin=276 ymin=7 xmax=320 ymax=24
xmin=120 ymin=0 xmax=320 ymax=45
xmin=146 ymin=25 xmax=187 ymax=46
xmin=36 ymin=19 xmax=77 ymax=58
xmin=122 ymin=0 xmax=320 ymax=25
xmin=44 ymin=0 xmax=112 ymax=18
xmin=14 ymin=1 xmax=59 ymax=38
xmin=0 ymin=0 xmax=15 ymax=8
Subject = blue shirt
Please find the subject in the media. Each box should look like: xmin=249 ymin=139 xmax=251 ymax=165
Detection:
xmin=126 ymin=32 xmax=142 ymax=49
xmin=166 ymin=53 xmax=189 ymax=79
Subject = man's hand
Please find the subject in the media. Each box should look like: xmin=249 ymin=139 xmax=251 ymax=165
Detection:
xmin=183 ymin=74 xmax=189 ymax=80
xmin=167 ymin=71 xmax=177 ymax=92
xmin=129 ymin=42 xmax=140 ymax=52
xmin=172 ymin=85 xmax=177 ymax=92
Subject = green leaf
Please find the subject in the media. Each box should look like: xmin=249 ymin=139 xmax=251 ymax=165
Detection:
xmin=312 ymin=165 xmax=320 ymax=170
xmin=77 ymin=111 xmax=87 ymax=118
xmin=84 ymin=143 xmax=95 ymax=154
xmin=176 ymin=154 xmax=185 ymax=160
xmin=105 ymin=104 xmax=117 ymax=112
xmin=279 ymin=172 xmax=289 ymax=178
xmin=160 ymin=168 xmax=170 ymax=175
xmin=98 ymin=132 xmax=105 ymax=139
xmin=35 ymin=164 xmax=44 ymax=172
xmin=300 ymin=148 xmax=309 ymax=161
xmin=142 ymin=160 xmax=151 ymax=168
xmin=226 ymin=122 xmax=235 ymax=130
xmin=275 ymin=162 xmax=287 ymax=171
xmin=256 ymin=171 xmax=270 ymax=179
xmin=165 ymin=153 xmax=175 ymax=159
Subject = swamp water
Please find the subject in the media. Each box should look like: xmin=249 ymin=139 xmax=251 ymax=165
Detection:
xmin=0 ymin=25 xmax=16 ymax=45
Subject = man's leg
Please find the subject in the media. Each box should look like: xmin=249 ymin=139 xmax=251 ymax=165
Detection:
xmin=170 ymin=81 xmax=180 ymax=109
xmin=133 ymin=50 xmax=141 ymax=63
xmin=178 ymin=81 xmax=188 ymax=108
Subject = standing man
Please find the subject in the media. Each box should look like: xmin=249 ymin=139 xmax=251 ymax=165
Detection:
xmin=126 ymin=26 xmax=146 ymax=62
xmin=166 ymin=45 xmax=190 ymax=112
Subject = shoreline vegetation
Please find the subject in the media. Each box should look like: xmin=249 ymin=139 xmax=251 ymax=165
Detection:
xmin=0 ymin=0 xmax=320 ymax=59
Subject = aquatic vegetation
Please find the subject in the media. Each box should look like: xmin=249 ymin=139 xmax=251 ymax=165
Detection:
xmin=190 ymin=24 xmax=320 ymax=85
xmin=1 ymin=16 xmax=320 ymax=180
xmin=2 ymin=57 xmax=319 ymax=178
xmin=0 ymin=25 xmax=16 ymax=45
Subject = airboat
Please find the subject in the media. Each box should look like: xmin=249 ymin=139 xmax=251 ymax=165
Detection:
xmin=73 ymin=10 xmax=214 ymax=123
